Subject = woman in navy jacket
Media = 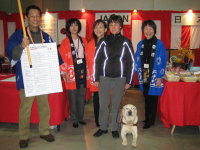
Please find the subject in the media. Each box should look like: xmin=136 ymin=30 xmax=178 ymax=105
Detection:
xmin=135 ymin=20 xmax=167 ymax=129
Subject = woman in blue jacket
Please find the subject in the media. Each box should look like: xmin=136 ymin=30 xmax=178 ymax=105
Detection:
xmin=135 ymin=20 xmax=167 ymax=129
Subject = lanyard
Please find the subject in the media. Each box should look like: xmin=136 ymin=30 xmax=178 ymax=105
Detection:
xmin=73 ymin=38 xmax=80 ymax=58
xmin=27 ymin=27 xmax=44 ymax=44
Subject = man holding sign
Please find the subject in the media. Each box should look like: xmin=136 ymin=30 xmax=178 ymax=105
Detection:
xmin=6 ymin=5 xmax=55 ymax=148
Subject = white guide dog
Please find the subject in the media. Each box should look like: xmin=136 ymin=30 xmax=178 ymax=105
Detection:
xmin=120 ymin=104 xmax=138 ymax=147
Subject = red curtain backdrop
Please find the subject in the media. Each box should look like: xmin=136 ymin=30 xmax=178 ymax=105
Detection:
xmin=5 ymin=10 xmax=176 ymax=49
xmin=3 ymin=10 xmax=200 ymax=50
xmin=0 ymin=11 xmax=8 ymax=49
xmin=181 ymin=26 xmax=191 ymax=48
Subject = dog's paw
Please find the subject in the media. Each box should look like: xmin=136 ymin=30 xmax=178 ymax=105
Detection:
xmin=132 ymin=141 xmax=137 ymax=147
xmin=122 ymin=141 xmax=127 ymax=146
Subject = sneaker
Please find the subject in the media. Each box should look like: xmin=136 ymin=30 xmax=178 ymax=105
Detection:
xmin=40 ymin=134 xmax=55 ymax=142
xmin=19 ymin=139 xmax=29 ymax=148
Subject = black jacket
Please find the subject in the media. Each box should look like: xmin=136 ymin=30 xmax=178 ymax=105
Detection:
xmin=94 ymin=33 xmax=135 ymax=84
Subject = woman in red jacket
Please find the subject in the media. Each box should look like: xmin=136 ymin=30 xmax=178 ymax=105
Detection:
xmin=87 ymin=19 xmax=107 ymax=127
xmin=59 ymin=18 xmax=88 ymax=128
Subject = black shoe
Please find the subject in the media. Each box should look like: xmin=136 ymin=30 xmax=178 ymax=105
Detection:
xmin=73 ymin=123 xmax=79 ymax=128
xmin=111 ymin=131 xmax=119 ymax=138
xmin=19 ymin=139 xmax=29 ymax=148
xmin=93 ymin=129 xmax=108 ymax=137
xmin=79 ymin=121 xmax=86 ymax=125
xmin=40 ymin=134 xmax=55 ymax=142
xmin=143 ymin=124 xmax=151 ymax=129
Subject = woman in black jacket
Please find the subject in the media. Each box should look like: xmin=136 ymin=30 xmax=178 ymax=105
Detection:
xmin=93 ymin=14 xmax=135 ymax=138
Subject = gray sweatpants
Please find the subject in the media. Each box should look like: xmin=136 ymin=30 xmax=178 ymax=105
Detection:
xmin=99 ymin=76 xmax=126 ymax=131
xmin=68 ymin=84 xmax=86 ymax=123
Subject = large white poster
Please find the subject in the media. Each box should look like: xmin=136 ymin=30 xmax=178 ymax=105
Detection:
xmin=21 ymin=43 xmax=62 ymax=97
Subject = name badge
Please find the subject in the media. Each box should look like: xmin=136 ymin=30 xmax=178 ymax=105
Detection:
xmin=77 ymin=59 xmax=83 ymax=64
xmin=144 ymin=64 xmax=149 ymax=69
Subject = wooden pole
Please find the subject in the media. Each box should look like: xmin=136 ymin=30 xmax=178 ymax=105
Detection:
xmin=17 ymin=0 xmax=32 ymax=68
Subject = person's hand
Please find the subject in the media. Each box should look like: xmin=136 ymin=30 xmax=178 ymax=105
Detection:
xmin=124 ymin=84 xmax=131 ymax=90
xmin=156 ymin=78 xmax=162 ymax=87
xmin=21 ymin=37 xmax=29 ymax=48
xmin=63 ymin=73 xmax=71 ymax=83
xmin=94 ymin=81 xmax=99 ymax=87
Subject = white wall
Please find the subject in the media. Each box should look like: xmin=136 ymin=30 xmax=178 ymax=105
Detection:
xmin=0 ymin=0 xmax=69 ymax=13
xmin=70 ymin=0 xmax=200 ymax=11
xmin=1 ymin=0 xmax=199 ymax=13
xmin=155 ymin=0 xmax=200 ymax=11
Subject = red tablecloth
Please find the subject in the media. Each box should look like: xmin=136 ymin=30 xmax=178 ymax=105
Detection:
xmin=158 ymin=80 xmax=200 ymax=128
xmin=194 ymin=48 xmax=200 ymax=66
xmin=0 ymin=79 xmax=69 ymax=125
xmin=0 ymin=73 xmax=15 ymax=80
xmin=132 ymin=73 xmax=139 ymax=85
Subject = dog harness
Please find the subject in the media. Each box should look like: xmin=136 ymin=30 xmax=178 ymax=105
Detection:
xmin=121 ymin=121 xmax=138 ymax=126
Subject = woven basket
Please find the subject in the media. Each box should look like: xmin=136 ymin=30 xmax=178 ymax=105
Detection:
xmin=165 ymin=75 xmax=180 ymax=82
xmin=181 ymin=76 xmax=198 ymax=82
xmin=195 ymin=75 xmax=200 ymax=81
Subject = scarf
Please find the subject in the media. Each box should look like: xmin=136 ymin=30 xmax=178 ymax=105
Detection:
xmin=140 ymin=36 xmax=157 ymax=84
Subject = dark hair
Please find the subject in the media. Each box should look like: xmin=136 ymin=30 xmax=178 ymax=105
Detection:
xmin=92 ymin=19 xmax=107 ymax=41
xmin=66 ymin=18 xmax=82 ymax=35
xmin=108 ymin=14 xmax=123 ymax=28
xmin=141 ymin=20 xmax=157 ymax=34
xmin=25 ymin=5 xmax=42 ymax=17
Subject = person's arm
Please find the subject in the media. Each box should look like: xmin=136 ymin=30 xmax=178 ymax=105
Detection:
xmin=12 ymin=36 xmax=30 ymax=60
xmin=58 ymin=39 xmax=71 ymax=82
xmin=93 ymin=41 xmax=105 ymax=82
xmin=5 ymin=30 xmax=25 ymax=67
xmin=156 ymin=40 xmax=168 ymax=86
xmin=134 ymin=41 xmax=143 ymax=75
xmin=124 ymin=40 xmax=135 ymax=86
